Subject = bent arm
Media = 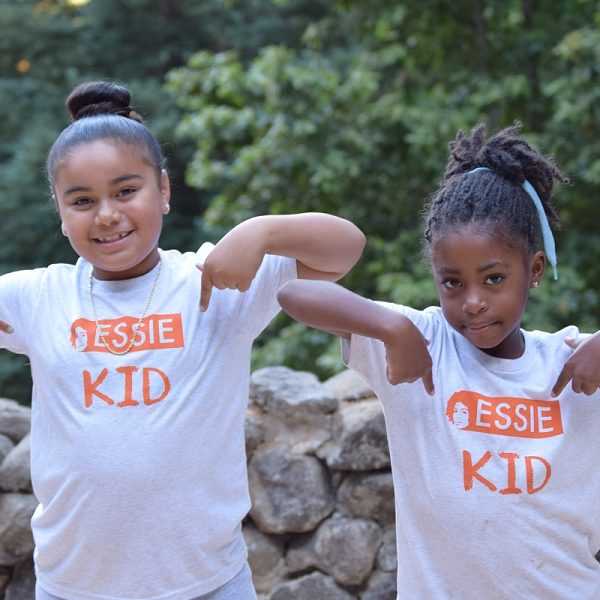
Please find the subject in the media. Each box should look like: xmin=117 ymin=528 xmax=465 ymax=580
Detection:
xmin=277 ymin=279 xmax=434 ymax=393
xmin=277 ymin=279 xmax=406 ymax=340
xmin=234 ymin=212 xmax=365 ymax=281
xmin=198 ymin=213 xmax=365 ymax=310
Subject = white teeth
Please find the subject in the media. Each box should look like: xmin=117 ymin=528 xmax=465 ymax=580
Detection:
xmin=98 ymin=232 xmax=128 ymax=243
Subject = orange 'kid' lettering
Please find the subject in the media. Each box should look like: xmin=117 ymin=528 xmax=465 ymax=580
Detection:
xmin=498 ymin=452 xmax=522 ymax=495
xmin=116 ymin=366 xmax=140 ymax=407
xmin=83 ymin=367 xmax=171 ymax=408
xmin=525 ymin=455 xmax=552 ymax=494
xmin=143 ymin=367 xmax=171 ymax=405
xmin=83 ymin=368 xmax=114 ymax=408
xmin=463 ymin=450 xmax=496 ymax=492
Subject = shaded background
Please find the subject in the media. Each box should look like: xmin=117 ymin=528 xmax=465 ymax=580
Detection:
xmin=1 ymin=0 xmax=599 ymax=404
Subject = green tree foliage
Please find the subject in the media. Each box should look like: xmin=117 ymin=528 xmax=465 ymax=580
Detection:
xmin=1 ymin=0 xmax=598 ymax=399
xmin=0 ymin=0 xmax=329 ymax=402
xmin=167 ymin=0 xmax=600 ymax=374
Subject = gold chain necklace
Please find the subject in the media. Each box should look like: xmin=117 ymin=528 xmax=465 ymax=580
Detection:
xmin=88 ymin=260 xmax=162 ymax=356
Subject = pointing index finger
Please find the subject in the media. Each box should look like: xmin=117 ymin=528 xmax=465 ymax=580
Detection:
xmin=200 ymin=269 xmax=213 ymax=312
xmin=422 ymin=367 xmax=435 ymax=396
xmin=196 ymin=242 xmax=215 ymax=312
xmin=551 ymin=365 xmax=571 ymax=397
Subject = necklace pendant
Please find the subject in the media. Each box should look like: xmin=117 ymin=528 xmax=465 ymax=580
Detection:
xmin=88 ymin=260 xmax=162 ymax=356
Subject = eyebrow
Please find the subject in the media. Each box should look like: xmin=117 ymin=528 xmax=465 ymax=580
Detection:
xmin=62 ymin=174 xmax=144 ymax=196
xmin=437 ymin=260 xmax=508 ymax=275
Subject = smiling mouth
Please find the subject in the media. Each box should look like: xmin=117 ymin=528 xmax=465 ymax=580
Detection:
xmin=95 ymin=231 xmax=131 ymax=243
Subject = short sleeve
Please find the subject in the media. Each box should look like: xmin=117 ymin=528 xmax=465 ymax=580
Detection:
xmin=221 ymin=254 xmax=297 ymax=339
xmin=342 ymin=302 xmax=445 ymax=397
xmin=0 ymin=269 xmax=45 ymax=355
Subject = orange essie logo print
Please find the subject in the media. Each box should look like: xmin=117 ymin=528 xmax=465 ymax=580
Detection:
xmin=70 ymin=314 xmax=184 ymax=353
xmin=446 ymin=390 xmax=563 ymax=439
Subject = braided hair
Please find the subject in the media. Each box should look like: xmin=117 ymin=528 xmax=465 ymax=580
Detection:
xmin=423 ymin=123 xmax=566 ymax=258
xmin=46 ymin=80 xmax=165 ymax=189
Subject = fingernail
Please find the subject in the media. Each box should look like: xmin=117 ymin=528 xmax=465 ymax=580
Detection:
xmin=6 ymin=326 xmax=13 ymax=334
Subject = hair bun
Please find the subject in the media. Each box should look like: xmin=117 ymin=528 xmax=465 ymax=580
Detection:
xmin=66 ymin=81 xmax=143 ymax=123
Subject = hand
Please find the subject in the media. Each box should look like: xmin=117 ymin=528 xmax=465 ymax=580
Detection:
xmin=197 ymin=234 xmax=264 ymax=311
xmin=384 ymin=319 xmax=434 ymax=395
xmin=0 ymin=319 xmax=13 ymax=334
xmin=551 ymin=332 xmax=600 ymax=396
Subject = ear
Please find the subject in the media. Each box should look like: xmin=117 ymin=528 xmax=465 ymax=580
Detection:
xmin=160 ymin=169 xmax=171 ymax=214
xmin=61 ymin=222 xmax=68 ymax=237
xmin=529 ymin=250 xmax=545 ymax=288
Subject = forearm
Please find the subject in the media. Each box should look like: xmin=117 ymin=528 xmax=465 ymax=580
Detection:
xmin=234 ymin=213 xmax=366 ymax=281
xmin=277 ymin=279 xmax=409 ymax=342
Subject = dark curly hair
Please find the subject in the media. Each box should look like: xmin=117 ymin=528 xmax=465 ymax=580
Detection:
xmin=423 ymin=123 xmax=567 ymax=258
xmin=46 ymin=80 xmax=165 ymax=189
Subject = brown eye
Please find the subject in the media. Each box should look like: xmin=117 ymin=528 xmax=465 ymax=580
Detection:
xmin=117 ymin=187 xmax=136 ymax=198
xmin=486 ymin=274 xmax=504 ymax=285
xmin=442 ymin=279 xmax=461 ymax=289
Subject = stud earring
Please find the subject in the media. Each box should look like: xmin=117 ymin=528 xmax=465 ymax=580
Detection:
xmin=532 ymin=281 xmax=539 ymax=288
xmin=163 ymin=204 xmax=170 ymax=215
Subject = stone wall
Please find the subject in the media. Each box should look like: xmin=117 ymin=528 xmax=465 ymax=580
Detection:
xmin=0 ymin=366 xmax=396 ymax=599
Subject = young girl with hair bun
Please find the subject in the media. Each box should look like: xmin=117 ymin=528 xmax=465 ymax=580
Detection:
xmin=278 ymin=124 xmax=600 ymax=599
xmin=0 ymin=80 xmax=366 ymax=600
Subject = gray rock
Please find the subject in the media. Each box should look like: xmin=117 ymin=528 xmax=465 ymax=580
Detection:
xmin=324 ymin=369 xmax=374 ymax=402
xmin=249 ymin=446 xmax=334 ymax=534
xmin=0 ymin=434 xmax=32 ymax=492
xmin=0 ymin=494 xmax=37 ymax=566
xmin=0 ymin=564 xmax=11 ymax=597
xmin=250 ymin=367 xmax=338 ymax=417
xmin=376 ymin=526 xmax=397 ymax=573
xmin=245 ymin=406 xmax=268 ymax=456
xmin=287 ymin=515 xmax=382 ymax=587
xmin=0 ymin=434 xmax=15 ymax=463
xmin=0 ymin=400 xmax=30 ymax=444
xmin=337 ymin=471 xmax=395 ymax=525
xmin=244 ymin=521 xmax=286 ymax=593
xmin=359 ymin=569 xmax=397 ymax=600
xmin=4 ymin=558 xmax=35 ymax=600
xmin=318 ymin=400 xmax=390 ymax=471
xmin=269 ymin=571 xmax=356 ymax=600
xmin=249 ymin=367 xmax=338 ymax=454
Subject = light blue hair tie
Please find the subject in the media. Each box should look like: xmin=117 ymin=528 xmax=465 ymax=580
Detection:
xmin=468 ymin=166 xmax=558 ymax=280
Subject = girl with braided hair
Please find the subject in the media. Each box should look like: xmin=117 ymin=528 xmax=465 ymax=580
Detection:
xmin=0 ymin=80 xmax=366 ymax=600
xmin=278 ymin=124 xmax=600 ymax=599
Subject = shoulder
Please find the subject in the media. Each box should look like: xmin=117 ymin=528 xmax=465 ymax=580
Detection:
xmin=374 ymin=302 xmax=448 ymax=337
xmin=525 ymin=325 xmax=583 ymax=361
xmin=1 ymin=261 xmax=75 ymax=289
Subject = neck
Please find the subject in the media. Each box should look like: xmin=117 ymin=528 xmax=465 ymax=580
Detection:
xmin=91 ymin=249 xmax=161 ymax=281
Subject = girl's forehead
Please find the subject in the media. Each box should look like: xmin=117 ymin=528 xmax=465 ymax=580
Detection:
xmin=431 ymin=225 xmax=524 ymax=269
xmin=54 ymin=140 xmax=152 ymax=179
xmin=62 ymin=139 xmax=144 ymax=163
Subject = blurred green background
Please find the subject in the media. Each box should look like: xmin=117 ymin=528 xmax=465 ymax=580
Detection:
xmin=1 ymin=0 xmax=599 ymax=404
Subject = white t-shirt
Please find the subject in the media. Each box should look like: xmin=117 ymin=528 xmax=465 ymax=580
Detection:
xmin=0 ymin=248 xmax=296 ymax=600
xmin=343 ymin=303 xmax=600 ymax=600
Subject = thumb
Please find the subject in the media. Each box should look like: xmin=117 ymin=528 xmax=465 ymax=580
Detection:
xmin=0 ymin=320 xmax=14 ymax=334
xmin=564 ymin=337 xmax=580 ymax=349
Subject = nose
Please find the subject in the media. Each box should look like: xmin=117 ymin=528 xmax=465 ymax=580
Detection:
xmin=95 ymin=199 xmax=121 ymax=226
xmin=461 ymin=289 xmax=487 ymax=315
